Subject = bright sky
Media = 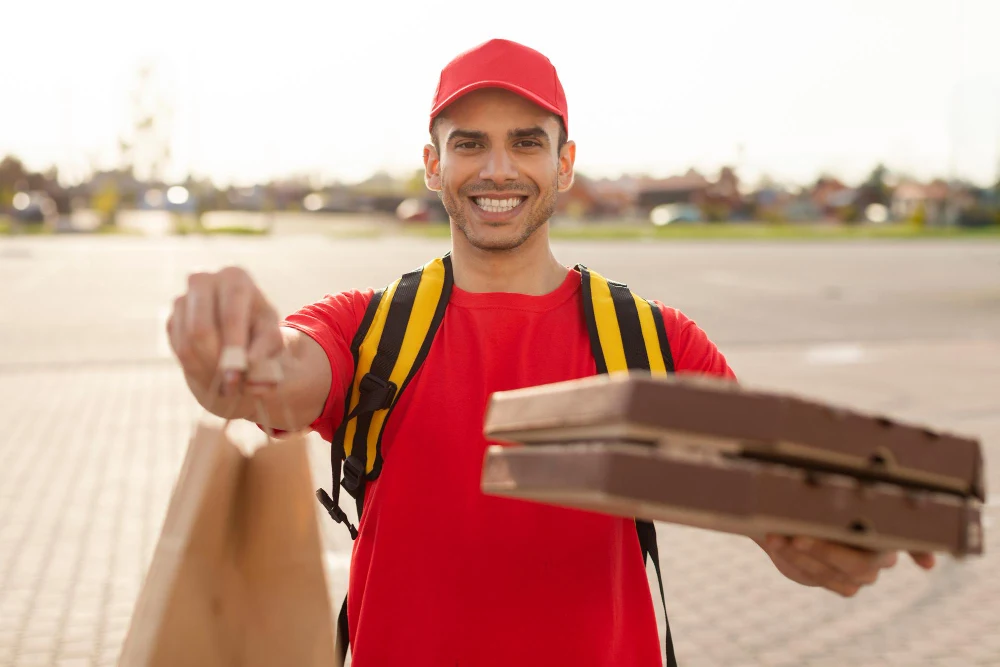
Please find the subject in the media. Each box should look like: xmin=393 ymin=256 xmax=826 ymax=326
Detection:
xmin=2 ymin=0 xmax=999 ymax=188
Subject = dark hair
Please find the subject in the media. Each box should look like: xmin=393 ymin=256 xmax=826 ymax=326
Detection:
xmin=430 ymin=116 xmax=568 ymax=154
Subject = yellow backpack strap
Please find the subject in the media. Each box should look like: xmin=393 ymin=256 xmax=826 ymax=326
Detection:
xmin=316 ymin=254 xmax=453 ymax=538
xmin=576 ymin=264 xmax=674 ymax=375
xmin=576 ymin=263 xmax=679 ymax=667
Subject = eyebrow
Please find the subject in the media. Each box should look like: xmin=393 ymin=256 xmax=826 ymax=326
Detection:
xmin=508 ymin=126 xmax=549 ymax=142
xmin=446 ymin=129 xmax=488 ymax=144
xmin=446 ymin=126 xmax=551 ymax=144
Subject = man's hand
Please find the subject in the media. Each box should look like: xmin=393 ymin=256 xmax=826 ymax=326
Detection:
xmin=759 ymin=534 xmax=936 ymax=597
xmin=166 ymin=266 xmax=284 ymax=412
xmin=166 ymin=265 xmax=332 ymax=430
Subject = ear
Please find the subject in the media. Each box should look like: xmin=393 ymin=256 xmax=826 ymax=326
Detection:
xmin=424 ymin=144 xmax=442 ymax=191
xmin=557 ymin=140 xmax=576 ymax=193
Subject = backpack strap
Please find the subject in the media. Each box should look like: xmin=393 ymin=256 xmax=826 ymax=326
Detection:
xmin=577 ymin=264 xmax=679 ymax=667
xmin=316 ymin=254 xmax=453 ymax=538
xmin=321 ymin=255 xmax=453 ymax=667
xmin=577 ymin=265 xmax=675 ymax=374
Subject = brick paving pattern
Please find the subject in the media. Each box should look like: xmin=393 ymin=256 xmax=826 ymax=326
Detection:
xmin=0 ymin=234 xmax=997 ymax=666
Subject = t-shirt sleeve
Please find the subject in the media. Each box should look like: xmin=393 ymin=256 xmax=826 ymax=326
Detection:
xmin=653 ymin=302 xmax=737 ymax=381
xmin=280 ymin=288 xmax=375 ymax=442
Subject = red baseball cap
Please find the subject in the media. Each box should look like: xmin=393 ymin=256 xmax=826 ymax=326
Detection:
xmin=429 ymin=39 xmax=569 ymax=134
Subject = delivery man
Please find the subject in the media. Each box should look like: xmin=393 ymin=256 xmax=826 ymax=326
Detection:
xmin=166 ymin=38 xmax=934 ymax=667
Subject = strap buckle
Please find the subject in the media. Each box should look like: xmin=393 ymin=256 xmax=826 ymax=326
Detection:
xmin=358 ymin=373 xmax=397 ymax=411
xmin=316 ymin=488 xmax=358 ymax=540
xmin=341 ymin=455 xmax=365 ymax=497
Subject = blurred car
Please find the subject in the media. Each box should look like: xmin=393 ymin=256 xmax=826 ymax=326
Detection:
xmin=649 ymin=203 xmax=703 ymax=226
xmin=397 ymin=198 xmax=431 ymax=222
xmin=11 ymin=191 xmax=58 ymax=225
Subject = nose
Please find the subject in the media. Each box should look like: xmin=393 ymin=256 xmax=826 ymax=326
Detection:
xmin=479 ymin=145 xmax=519 ymax=183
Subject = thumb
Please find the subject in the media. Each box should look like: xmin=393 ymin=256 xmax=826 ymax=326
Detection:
xmin=909 ymin=552 xmax=936 ymax=570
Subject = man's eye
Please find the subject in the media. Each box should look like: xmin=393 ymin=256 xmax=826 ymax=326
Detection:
xmin=456 ymin=141 xmax=481 ymax=150
xmin=515 ymin=140 xmax=542 ymax=148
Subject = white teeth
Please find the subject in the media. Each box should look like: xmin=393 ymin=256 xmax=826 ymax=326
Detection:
xmin=474 ymin=196 xmax=523 ymax=213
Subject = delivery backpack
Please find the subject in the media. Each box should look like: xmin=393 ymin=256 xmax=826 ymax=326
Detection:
xmin=316 ymin=254 xmax=679 ymax=667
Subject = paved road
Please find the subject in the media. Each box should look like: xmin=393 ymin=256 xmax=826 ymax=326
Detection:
xmin=0 ymin=234 xmax=998 ymax=666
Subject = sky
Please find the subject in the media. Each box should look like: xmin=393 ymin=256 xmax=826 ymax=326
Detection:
xmin=2 ymin=0 xmax=999 ymax=188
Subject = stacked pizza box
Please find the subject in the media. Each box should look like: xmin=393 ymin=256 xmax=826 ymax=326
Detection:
xmin=481 ymin=373 xmax=985 ymax=556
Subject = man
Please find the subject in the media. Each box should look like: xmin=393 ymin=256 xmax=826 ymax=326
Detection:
xmin=167 ymin=39 xmax=935 ymax=666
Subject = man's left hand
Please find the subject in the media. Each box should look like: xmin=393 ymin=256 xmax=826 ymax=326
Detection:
xmin=759 ymin=534 xmax=936 ymax=597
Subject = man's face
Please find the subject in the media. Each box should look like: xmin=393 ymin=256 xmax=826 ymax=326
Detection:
xmin=424 ymin=89 xmax=575 ymax=252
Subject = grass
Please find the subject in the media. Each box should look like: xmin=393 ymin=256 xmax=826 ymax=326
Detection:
xmin=0 ymin=217 xmax=142 ymax=236
xmin=570 ymin=221 xmax=1000 ymax=241
xmin=383 ymin=221 xmax=1000 ymax=242
xmin=200 ymin=225 xmax=270 ymax=236
xmin=173 ymin=215 xmax=270 ymax=236
xmin=0 ymin=218 xmax=52 ymax=235
xmin=93 ymin=224 xmax=142 ymax=236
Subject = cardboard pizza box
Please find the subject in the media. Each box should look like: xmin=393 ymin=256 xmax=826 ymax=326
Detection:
xmin=484 ymin=373 xmax=985 ymax=500
xmin=481 ymin=442 xmax=983 ymax=556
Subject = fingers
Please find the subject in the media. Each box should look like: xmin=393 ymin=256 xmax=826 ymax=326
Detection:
xmin=825 ymin=578 xmax=863 ymax=598
xmin=184 ymin=273 xmax=220 ymax=369
xmin=246 ymin=312 xmax=284 ymax=395
xmin=214 ymin=268 xmax=253 ymax=389
xmin=247 ymin=310 xmax=283 ymax=367
xmin=792 ymin=537 xmax=898 ymax=580
xmin=769 ymin=552 xmax=823 ymax=588
xmin=766 ymin=536 xmax=870 ymax=594
xmin=167 ymin=295 xmax=189 ymax=364
xmin=909 ymin=552 xmax=936 ymax=570
xmin=763 ymin=534 xmax=899 ymax=598
xmin=216 ymin=267 xmax=253 ymax=350
xmin=169 ymin=264 xmax=285 ymax=403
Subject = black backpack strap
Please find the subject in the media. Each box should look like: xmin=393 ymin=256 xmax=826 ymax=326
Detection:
xmin=606 ymin=279 xmax=651 ymax=370
xmin=335 ymin=594 xmax=350 ymax=667
xmin=647 ymin=298 xmax=676 ymax=373
xmin=577 ymin=265 xmax=674 ymax=375
xmin=316 ymin=287 xmax=385 ymax=539
xmin=318 ymin=255 xmax=454 ymax=665
xmin=319 ymin=255 xmax=453 ymax=519
xmin=340 ymin=265 xmax=423 ymax=501
xmin=578 ymin=264 xmax=678 ymax=667
xmin=636 ymin=520 xmax=678 ymax=667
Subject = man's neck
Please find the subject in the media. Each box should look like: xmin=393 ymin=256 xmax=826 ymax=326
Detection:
xmin=450 ymin=224 xmax=567 ymax=295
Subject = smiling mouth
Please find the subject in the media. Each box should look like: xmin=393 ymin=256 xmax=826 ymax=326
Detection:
xmin=471 ymin=196 xmax=526 ymax=214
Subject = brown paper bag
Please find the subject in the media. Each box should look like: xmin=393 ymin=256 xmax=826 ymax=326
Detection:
xmin=119 ymin=419 xmax=337 ymax=667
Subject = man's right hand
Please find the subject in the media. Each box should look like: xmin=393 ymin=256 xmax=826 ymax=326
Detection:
xmin=166 ymin=266 xmax=285 ymax=414
xmin=166 ymin=265 xmax=332 ymax=430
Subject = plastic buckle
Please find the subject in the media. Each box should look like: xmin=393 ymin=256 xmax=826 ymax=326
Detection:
xmin=341 ymin=456 xmax=365 ymax=496
xmin=359 ymin=373 xmax=397 ymax=410
xmin=316 ymin=489 xmax=358 ymax=539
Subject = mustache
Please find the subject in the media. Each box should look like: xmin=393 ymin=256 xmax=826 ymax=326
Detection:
xmin=460 ymin=182 xmax=539 ymax=197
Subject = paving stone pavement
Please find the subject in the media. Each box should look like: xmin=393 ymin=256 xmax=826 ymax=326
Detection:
xmin=0 ymin=233 xmax=998 ymax=666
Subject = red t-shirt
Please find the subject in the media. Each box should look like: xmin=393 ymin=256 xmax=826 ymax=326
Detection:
xmin=284 ymin=267 xmax=736 ymax=667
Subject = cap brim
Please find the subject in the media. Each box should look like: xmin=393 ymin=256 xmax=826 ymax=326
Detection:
xmin=429 ymin=80 xmax=566 ymax=132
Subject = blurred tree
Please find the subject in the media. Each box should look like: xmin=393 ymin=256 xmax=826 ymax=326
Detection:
xmin=851 ymin=163 xmax=892 ymax=220
xmin=0 ymin=156 xmax=29 ymax=190
xmin=864 ymin=163 xmax=890 ymax=194
xmin=405 ymin=169 xmax=427 ymax=195
xmin=0 ymin=156 xmax=67 ymax=212
xmin=119 ymin=64 xmax=173 ymax=184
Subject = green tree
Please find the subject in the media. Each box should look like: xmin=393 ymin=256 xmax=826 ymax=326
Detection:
xmin=0 ymin=156 xmax=29 ymax=192
xmin=405 ymin=169 xmax=427 ymax=196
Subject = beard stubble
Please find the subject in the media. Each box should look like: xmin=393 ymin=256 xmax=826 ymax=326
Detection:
xmin=441 ymin=176 xmax=559 ymax=252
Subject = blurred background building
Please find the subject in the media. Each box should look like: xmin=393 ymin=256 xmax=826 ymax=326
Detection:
xmin=0 ymin=0 xmax=997 ymax=233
